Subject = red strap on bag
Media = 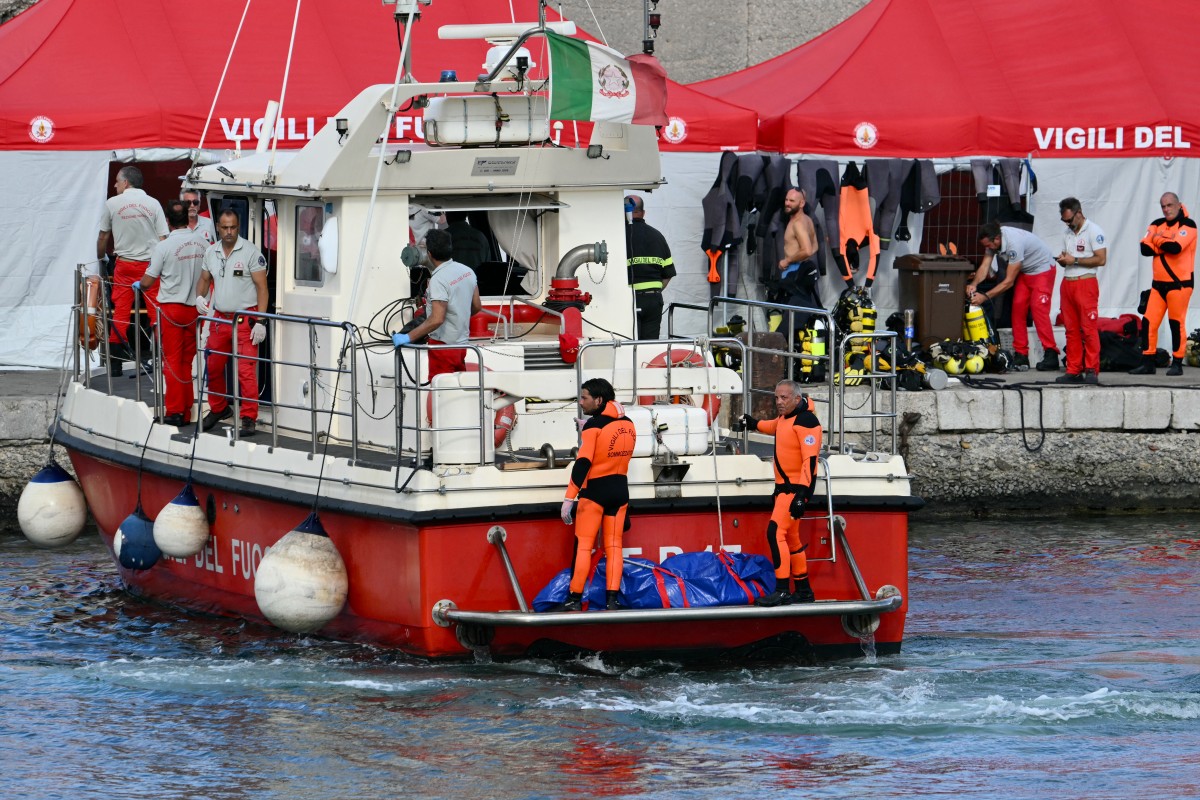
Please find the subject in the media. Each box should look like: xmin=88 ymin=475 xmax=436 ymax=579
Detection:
xmin=717 ymin=550 xmax=762 ymax=604
xmin=650 ymin=566 xmax=690 ymax=608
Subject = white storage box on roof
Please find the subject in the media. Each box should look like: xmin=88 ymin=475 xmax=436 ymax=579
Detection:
xmin=424 ymin=95 xmax=550 ymax=146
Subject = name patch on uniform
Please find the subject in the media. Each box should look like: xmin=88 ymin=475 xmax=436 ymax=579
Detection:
xmin=804 ymin=435 xmax=816 ymax=446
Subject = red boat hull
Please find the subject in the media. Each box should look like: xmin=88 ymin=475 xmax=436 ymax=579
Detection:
xmin=70 ymin=450 xmax=909 ymax=660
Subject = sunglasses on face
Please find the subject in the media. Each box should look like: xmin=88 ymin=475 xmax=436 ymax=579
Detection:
xmin=185 ymin=199 xmax=202 ymax=206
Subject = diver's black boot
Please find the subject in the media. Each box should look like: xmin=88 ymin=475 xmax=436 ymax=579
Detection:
xmin=757 ymin=578 xmax=794 ymax=607
xmin=1166 ymin=357 xmax=1183 ymax=376
xmin=1128 ymin=354 xmax=1156 ymax=375
xmin=791 ymin=577 xmax=815 ymax=604
xmin=605 ymin=590 xmax=621 ymax=611
xmin=554 ymin=592 xmax=583 ymax=612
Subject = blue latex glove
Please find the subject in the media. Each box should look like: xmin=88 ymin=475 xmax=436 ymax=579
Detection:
xmin=131 ymin=281 xmax=141 ymax=295
xmin=391 ymin=332 xmax=411 ymax=347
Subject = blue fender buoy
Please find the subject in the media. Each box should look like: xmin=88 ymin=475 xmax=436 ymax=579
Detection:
xmin=17 ymin=462 xmax=87 ymax=548
xmin=254 ymin=512 xmax=348 ymax=634
xmin=153 ymin=483 xmax=209 ymax=558
xmin=115 ymin=505 xmax=160 ymax=571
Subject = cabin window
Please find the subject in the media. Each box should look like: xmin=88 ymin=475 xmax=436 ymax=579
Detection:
xmin=215 ymin=195 xmax=250 ymax=239
xmin=295 ymin=205 xmax=325 ymax=286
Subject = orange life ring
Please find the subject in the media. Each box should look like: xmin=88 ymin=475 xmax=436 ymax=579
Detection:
xmin=424 ymin=363 xmax=517 ymax=448
xmin=637 ymin=348 xmax=721 ymax=424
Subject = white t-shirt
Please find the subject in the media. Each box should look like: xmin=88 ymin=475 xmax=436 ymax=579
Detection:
xmin=201 ymin=237 xmax=267 ymax=312
xmin=426 ymin=259 xmax=477 ymax=344
xmin=1062 ymin=219 xmax=1106 ymax=279
xmin=145 ymin=229 xmax=208 ymax=305
xmin=99 ymin=187 xmax=168 ymax=261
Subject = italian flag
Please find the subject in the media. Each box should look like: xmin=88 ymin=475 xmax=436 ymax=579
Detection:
xmin=545 ymin=31 xmax=668 ymax=126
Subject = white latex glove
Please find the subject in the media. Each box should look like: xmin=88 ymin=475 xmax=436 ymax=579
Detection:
xmin=560 ymin=499 xmax=574 ymax=525
xmin=250 ymin=322 xmax=267 ymax=346
xmin=575 ymin=417 xmax=588 ymax=432
xmin=195 ymin=295 xmax=210 ymax=316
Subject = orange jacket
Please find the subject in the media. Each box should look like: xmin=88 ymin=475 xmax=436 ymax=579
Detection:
xmin=566 ymin=400 xmax=636 ymax=508
xmin=754 ymin=398 xmax=822 ymax=496
xmin=1141 ymin=206 xmax=1197 ymax=283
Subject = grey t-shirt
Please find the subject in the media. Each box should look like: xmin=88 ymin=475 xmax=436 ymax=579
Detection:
xmin=145 ymin=229 xmax=207 ymax=305
xmin=99 ymin=188 xmax=168 ymax=261
xmin=426 ymin=259 xmax=477 ymax=344
xmin=996 ymin=226 xmax=1056 ymax=276
xmin=202 ymin=237 xmax=267 ymax=312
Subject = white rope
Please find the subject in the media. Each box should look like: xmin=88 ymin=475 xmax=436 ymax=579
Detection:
xmin=195 ymin=0 xmax=254 ymax=157
xmin=695 ymin=336 xmax=726 ymax=551
xmin=267 ymin=0 xmax=304 ymax=180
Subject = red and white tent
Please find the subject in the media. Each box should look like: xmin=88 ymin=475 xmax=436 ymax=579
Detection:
xmin=692 ymin=0 xmax=1200 ymax=323
xmin=0 ymin=0 xmax=756 ymax=366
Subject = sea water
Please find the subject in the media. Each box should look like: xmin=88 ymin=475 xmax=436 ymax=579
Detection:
xmin=3 ymin=514 xmax=1198 ymax=800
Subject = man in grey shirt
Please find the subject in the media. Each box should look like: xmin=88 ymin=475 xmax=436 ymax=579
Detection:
xmin=138 ymin=200 xmax=207 ymax=425
xmin=967 ymin=222 xmax=1061 ymax=371
xmin=392 ymin=228 xmax=482 ymax=379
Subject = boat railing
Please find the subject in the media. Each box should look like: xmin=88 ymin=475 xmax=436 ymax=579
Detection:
xmin=575 ymin=336 xmax=749 ymax=428
xmin=834 ymin=329 xmax=898 ymax=456
xmin=667 ymin=295 xmax=899 ymax=457
xmin=392 ymin=341 xmax=494 ymax=466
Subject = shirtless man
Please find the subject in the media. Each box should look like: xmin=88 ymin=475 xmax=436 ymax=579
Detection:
xmin=778 ymin=189 xmax=821 ymax=310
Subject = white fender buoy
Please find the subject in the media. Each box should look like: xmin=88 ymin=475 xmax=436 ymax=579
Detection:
xmin=114 ymin=506 xmax=161 ymax=571
xmin=153 ymin=483 xmax=209 ymax=558
xmin=17 ymin=462 xmax=87 ymax=548
xmin=254 ymin=512 xmax=348 ymax=634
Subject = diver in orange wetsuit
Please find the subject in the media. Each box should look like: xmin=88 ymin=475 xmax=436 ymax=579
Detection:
xmin=739 ymin=379 xmax=821 ymax=606
xmin=555 ymin=378 xmax=637 ymax=612
xmin=1130 ymin=192 xmax=1196 ymax=376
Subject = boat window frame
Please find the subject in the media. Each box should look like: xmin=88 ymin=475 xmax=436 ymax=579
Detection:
xmin=294 ymin=202 xmax=326 ymax=288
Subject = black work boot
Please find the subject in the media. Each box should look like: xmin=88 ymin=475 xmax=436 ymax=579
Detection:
xmin=1035 ymin=350 xmax=1060 ymax=371
xmin=1012 ymin=353 xmax=1030 ymax=369
xmin=757 ymin=578 xmax=794 ymax=607
xmin=605 ymin=591 xmax=622 ymax=611
xmin=1128 ymin=354 xmax=1156 ymax=375
xmin=553 ymin=592 xmax=583 ymax=612
xmin=1167 ymin=357 xmax=1184 ymax=376
xmin=792 ymin=577 xmax=815 ymax=604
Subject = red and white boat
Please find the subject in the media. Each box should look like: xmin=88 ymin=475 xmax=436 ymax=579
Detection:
xmin=53 ymin=4 xmax=917 ymax=661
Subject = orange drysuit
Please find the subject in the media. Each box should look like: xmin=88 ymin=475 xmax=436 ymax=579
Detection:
xmin=565 ymin=400 xmax=636 ymax=593
xmin=752 ymin=397 xmax=822 ymax=583
xmin=1140 ymin=206 xmax=1196 ymax=358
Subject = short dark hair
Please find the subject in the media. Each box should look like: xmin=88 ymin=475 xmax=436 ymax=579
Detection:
xmin=117 ymin=166 xmax=144 ymax=188
xmin=426 ymin=228 xmax=453 ymax=261
xmin=217 ymin=208 xmax=240 ymax=227
xmin=1059 ymin=197 xmax=1082 ymax=214
xmin=165 ymin=199 xmax=189 ymax=229
xmin=581 ymin=377 xmax=615 ymax=404
xmin=978 ymin=221 xmax=1001 ymax=242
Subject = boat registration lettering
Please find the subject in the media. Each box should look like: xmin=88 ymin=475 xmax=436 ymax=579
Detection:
xmin=471 ymin=157 xmax=520 ymax=177
xmin=230 ymin=538 xmax=269 ymax=581
xmin=625 ymin=544 xmax=744 ymax=563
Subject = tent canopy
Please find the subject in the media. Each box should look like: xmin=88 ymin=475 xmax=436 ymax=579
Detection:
xmin=0 ymin=0 xmax=756 ymax=152
xmin=693 ymin=0 xmax=1200 ymax=157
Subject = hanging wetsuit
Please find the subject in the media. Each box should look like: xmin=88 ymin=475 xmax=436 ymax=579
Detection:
xmin=864 ymin=159 xmax=906 ymax=250
xmin=747 ymin=395 xmax=821 ymax=588
xmin=565 ymin=400 xmax=636 ymax=595
xmin=796 ymin=159 xmax=840 ymax=276
xmin=837 ymin=161 xmax=881 ymax=288
xmin=972 ymin=159 xmax=1033 ymax=228
xmin=730 ymin=153 xmax=767 ymax=297
xmin=1139 ymin=205 xmax=1196 ymax=360
xmin=757 ymin=155 xmax=795 ymax=284
xmin=894 ymin=159 xmax=939 ymax=243
xmin=701 ymin=151 xmax=741 ymax=297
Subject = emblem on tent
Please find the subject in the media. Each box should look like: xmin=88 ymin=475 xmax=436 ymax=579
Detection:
xmin=29 ymin=116 xmax=55 ymax=144
xmin=853 ymin=122 xmax=878 ymax=149
xmin=662 ymin=117 xmax=688 ymax=144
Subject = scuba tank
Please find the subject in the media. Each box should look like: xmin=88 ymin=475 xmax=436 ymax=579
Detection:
xmin=800 ymin=319 xmax=827 ymax=381
xmin=963 ymin=304 xmax=989 ymax=342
